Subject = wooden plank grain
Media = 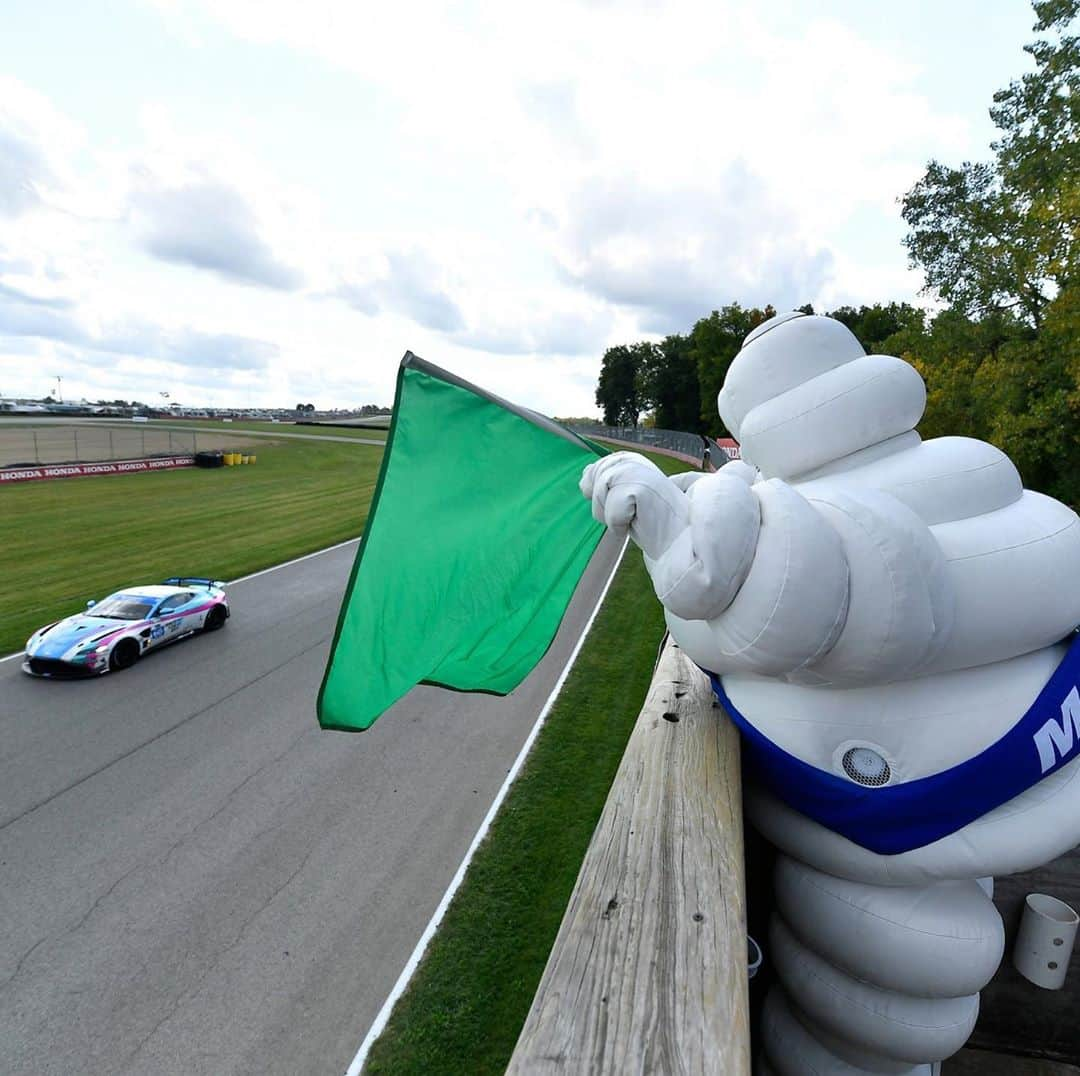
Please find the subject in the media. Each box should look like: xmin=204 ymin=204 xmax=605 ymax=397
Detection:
xmin=507 ymin=637 xmax=750 ymax=1075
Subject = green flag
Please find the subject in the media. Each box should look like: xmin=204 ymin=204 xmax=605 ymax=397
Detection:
xmin=317 ymin=352 xmax=608 ymax=732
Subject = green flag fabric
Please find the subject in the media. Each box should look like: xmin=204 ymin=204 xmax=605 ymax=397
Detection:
xmin=317 ymin=353 xmax=608 ymax=732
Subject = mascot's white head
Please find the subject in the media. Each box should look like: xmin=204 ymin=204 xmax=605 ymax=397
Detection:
xmin=717 ymin=312 xmax=927 ymax=480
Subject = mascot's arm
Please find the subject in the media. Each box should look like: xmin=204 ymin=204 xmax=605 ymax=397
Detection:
xmin=581 ymin=454 xmax=952 ymax=684
xmin=581 ymin=453 xmax=761 ymax=619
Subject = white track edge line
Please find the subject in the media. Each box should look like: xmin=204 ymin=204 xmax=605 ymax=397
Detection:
xmin=344 ymin=533 xmax=630 ymax=1076
xmin=0 ymin=534 xmax=363 ymax=664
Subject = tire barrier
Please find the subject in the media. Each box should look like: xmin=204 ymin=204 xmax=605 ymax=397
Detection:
xmin=194 ymin=451 xmax=256 ymax=468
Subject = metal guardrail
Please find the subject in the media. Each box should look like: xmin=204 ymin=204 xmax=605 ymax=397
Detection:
xmin=567 ymin=424 xmax=741 ymax=467
xmin=567 ymin=424 xmax=709 ymax=460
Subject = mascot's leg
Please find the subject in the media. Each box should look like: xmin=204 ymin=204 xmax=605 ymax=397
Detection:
xmin=759 ymin=855 xmax=1004 ymax=1075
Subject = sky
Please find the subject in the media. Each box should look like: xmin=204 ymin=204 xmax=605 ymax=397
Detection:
xmin=0 ymin=0 xmax=1040 ymax=416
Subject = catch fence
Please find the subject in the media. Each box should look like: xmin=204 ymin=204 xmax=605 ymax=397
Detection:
xmin=0 ymin=425 xmax=249 ymax=468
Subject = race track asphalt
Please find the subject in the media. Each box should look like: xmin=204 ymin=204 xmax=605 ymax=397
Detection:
xmin=0 ymin=530 xmax=624 ymax=1075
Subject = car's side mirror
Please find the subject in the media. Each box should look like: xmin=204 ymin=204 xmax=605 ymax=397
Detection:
xmin=86 ymin=600 xmax=97 ymax=609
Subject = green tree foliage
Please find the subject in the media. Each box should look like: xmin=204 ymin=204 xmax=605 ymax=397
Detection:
xmin=636 ymin=333 xmax=701 ymax=431
xmin=898 ymin=0 xmax=1080 ymax=503
xmin=829 ymin=303 xmax=926 ymax=353
xmin=902 ymin=1 xmax=1078 ymax=328
xmin=595 ymin=342 xmax=654 ymax=426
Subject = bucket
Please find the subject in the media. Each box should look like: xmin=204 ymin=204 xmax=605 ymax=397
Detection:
xmin=1013 ymin=893 xmax=1078 ymax=989
xmin=241 ymin=454 xmax=250 ymax=464
xmin=224 ymin=452 xmax=235 ymax=466
xmin=249 ymin=454 xmax=257 ymax=465
xmin=748 ymin=935 xmax=763 ymax=980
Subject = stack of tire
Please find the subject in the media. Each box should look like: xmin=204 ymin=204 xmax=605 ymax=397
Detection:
xmin=194 ymin=451 xmax=225 ymax=468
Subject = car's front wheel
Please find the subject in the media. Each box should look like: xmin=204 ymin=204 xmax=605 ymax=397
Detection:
xmin=203 ymin=605 xmax=227 ymax=632
xmin=109 ymin=639 xmax=140 ymax=672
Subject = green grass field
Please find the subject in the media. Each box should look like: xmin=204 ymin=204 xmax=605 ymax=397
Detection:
xmin=0 ymin=438 xmax=383 ymax=653
xmin=364 ymin=451 xmax=690 ymax=1076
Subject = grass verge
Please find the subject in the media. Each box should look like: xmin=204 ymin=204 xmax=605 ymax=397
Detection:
xmin=363 ymin=450 xmax=690 ymax=1075
xmin=0 ymin=437 xmax=382 ymax=653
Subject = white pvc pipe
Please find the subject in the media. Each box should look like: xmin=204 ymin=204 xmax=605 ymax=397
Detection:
xmin=1013 ymin=893 xmax=1079 ymax=989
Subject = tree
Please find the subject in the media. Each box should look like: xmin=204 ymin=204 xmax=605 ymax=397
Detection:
xmin=827 ymin=303 xmax=926 ymax=353
xmin=636 ymin=333 xmax=701 ymax=431
xmin=595 ymin=342 xmax=653 ymax=425
xmin=899 ymin=1 xmax=1080 ymax=505
xmin=902 ymin=1 xmax=1079 ymax=328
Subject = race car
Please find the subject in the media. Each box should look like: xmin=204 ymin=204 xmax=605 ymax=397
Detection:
xmin=22 ymin=577 xmax=229 ymax=678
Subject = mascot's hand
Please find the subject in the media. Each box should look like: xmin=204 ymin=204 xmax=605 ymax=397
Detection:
xmin=580 ymin=452 xmax=690 ymax=559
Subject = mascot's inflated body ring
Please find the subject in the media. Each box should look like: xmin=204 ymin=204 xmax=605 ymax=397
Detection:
xmin=581 ymin=312 xmax=1080 ymax=1074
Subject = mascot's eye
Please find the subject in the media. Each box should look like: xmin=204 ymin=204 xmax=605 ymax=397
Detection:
xmin=842 ymin=747 xmax=891 ymax=787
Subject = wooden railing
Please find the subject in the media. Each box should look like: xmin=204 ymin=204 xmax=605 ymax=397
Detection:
xmin=507 ymin=636 xmax=750 ymax=1074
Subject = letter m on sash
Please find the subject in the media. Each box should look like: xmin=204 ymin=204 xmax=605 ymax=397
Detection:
xmin=1035 ymin=686 xmax=1080 ymax=773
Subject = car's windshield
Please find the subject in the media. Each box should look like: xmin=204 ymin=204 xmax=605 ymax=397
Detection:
xmin=90 ymin=595 xmax=157 ymax=620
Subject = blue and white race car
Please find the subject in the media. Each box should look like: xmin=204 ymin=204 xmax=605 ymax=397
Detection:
xmin=23 ymin=578 xmax=229 ymax=678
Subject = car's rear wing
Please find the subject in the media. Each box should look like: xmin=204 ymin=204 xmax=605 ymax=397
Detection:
xmin=162 ymin=576 xmax=225 ymax=590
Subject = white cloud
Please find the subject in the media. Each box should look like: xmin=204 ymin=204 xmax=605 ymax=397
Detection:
xmin=451 ymin=290 xmax=614 ymax=356
xmin=0 ymin=2 xmax=1005 ymax=416
xmin=376 ymin=250 xmax=464 ymax=332
xmin=551 ymin=165 xmax=835 ymax=331
xmin=145 ymin=0 xmax=970 ymax=325
xmin=0 ymin=76 xmax=84 ymax=217
xmin=0 ymin=278 xmax=277 ymax=370
xmin=130 ymin=174 xmax=305 ymax=290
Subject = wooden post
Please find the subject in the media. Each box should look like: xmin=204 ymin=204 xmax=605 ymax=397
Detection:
xmin=508 ymin=636 xmax=749 ymax=1075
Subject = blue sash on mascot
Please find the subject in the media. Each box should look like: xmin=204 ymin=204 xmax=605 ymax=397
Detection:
xmin=708 ymin=631 xmax=1080 ymax=855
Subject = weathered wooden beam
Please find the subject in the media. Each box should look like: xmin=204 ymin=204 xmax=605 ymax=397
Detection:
xmin=507 ymin=635 xmax=749 ymax=1075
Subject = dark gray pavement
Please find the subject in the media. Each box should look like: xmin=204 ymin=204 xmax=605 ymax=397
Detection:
xmin=0 ymin=531 xmax=623 ymax=1075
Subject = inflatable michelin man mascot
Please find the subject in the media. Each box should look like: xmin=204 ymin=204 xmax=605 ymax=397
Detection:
xmin=580 ymin=311 xmax=1080 ymax=1075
